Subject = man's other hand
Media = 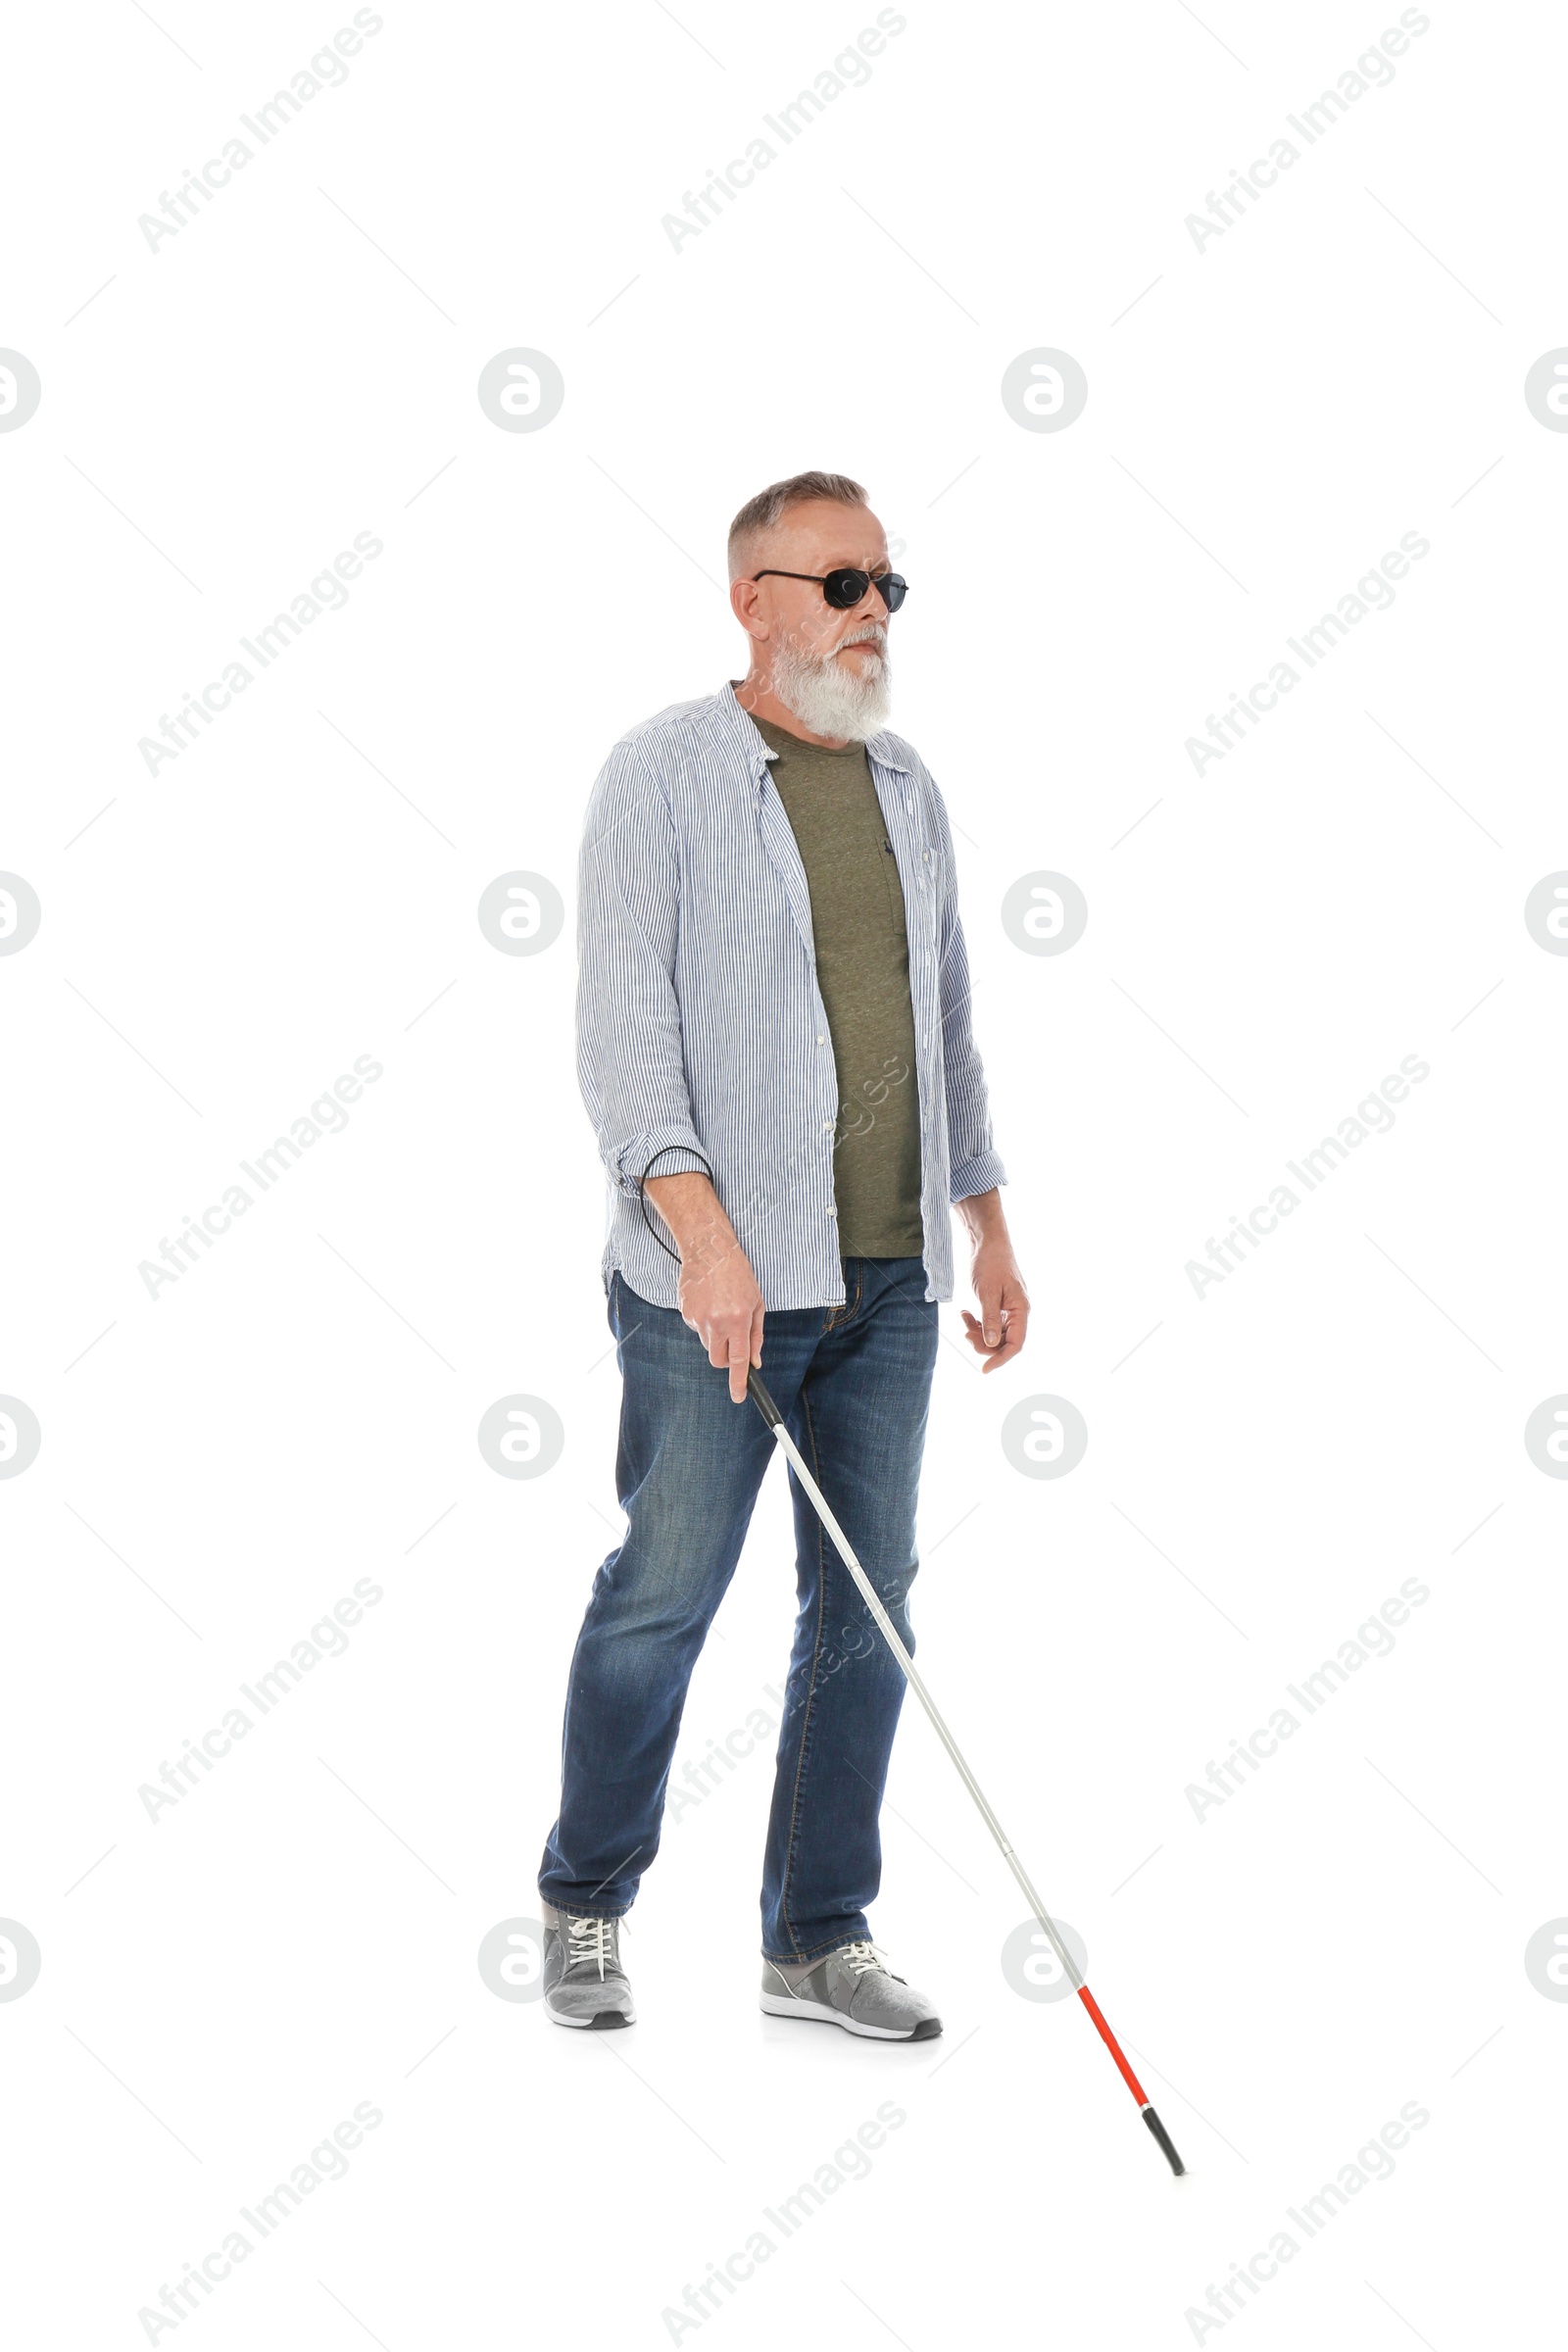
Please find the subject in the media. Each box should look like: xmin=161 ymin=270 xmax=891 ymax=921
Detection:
xmin=956 ymin=1188 xmax=1030 ymax=1374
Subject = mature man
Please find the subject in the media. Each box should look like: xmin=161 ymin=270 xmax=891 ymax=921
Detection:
xmin=538 ymin=470 xmax=1028 ymax=2037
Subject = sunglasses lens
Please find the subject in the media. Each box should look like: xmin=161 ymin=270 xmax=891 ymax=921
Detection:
xmin=879 ymin=573 xmax=907 ymax=611
xmin=823 ymin=568 xmax=867 ymax=609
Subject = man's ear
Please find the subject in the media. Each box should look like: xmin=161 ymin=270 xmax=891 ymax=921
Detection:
xmin=730 ymin=575 xmax=767 ymax=640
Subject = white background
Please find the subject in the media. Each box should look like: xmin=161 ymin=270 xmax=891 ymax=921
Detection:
xmin=3 ymin=0 xmax=1564 ymax=2344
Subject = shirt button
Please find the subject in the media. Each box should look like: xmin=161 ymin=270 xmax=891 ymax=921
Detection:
xmin=924 ymin=850 xmax=931 ymax=861
xmin=827 ymin=1206 xmax=837 ymax=1219
xmin=822 ymin=1120 xmax=833 ymax=1131
xmin=816 ymin=1035 xmax=825 ymax=1045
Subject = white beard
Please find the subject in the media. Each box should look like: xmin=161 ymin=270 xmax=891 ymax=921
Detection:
xmin=769 ymin=625 xmax=893 ymax=741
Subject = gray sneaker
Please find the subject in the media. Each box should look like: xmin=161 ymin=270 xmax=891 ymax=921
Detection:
xmin=760 ymin=1939 xmax=942 ymax=2040
xmin=541 ymin=1902 xmax=635 ymax=2030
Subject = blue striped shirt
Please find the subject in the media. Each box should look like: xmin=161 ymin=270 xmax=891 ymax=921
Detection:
xmin=577 ymin=681 xmax=1006 ymax=1311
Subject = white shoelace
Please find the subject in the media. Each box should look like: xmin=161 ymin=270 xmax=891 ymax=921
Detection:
xmin=837 ymin=1939 xmax=891 ymax=1978
xmin=565 ymin=1916 xmax=619 ymax=1979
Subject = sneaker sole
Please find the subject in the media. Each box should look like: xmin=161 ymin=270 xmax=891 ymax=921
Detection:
xmin=545 ymin=2001 xmax=636 ymax=2030
xmin=760 ymin=1990 xmax=941 ymax=2040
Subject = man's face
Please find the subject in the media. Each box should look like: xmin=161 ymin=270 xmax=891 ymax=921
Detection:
xmin=743 ymin=499 xmax=895 ymax=678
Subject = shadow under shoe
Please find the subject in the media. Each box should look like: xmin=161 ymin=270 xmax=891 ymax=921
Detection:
xmin=542 ymin=1903 xmax=635 ymax=2030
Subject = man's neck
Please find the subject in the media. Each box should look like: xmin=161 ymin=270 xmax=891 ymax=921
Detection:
xmin=732 ymin=675 xmax=849 ymax=752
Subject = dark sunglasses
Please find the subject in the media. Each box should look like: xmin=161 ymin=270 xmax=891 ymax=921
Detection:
xmin=752 ymin=566 xmax=909 ymax=612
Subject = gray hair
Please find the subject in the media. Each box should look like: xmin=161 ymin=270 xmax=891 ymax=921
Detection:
xmin=726 ymin=469 xmax=868 ymax=580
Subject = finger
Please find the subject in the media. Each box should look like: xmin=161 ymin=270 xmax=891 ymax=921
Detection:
xmin=963 ymin=1300 xmax=1022 ymax=1368
xmin=708 ymin=1315 xmax=747 ymax=1371
xmin=709 ymin=1314 xmax=744 ymax=1370
xmin=976 ymin=1286 xmax=1004 ymax=1350
xmin=750 ymin=1300 xmax=766 ymax=1369
xmin=727 ymin=1333 xmax=749 ymax=1404
xmin=980 ymin=1319 xmax=1026 ymax=1372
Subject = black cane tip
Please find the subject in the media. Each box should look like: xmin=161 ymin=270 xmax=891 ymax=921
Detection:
xmin=1143 ymin=2105 xmax=1187 ymax=2176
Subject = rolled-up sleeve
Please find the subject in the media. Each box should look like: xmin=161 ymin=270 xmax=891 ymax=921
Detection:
xmin=576 ymin=742 xmax=710 ymax=1200
xmin=929 ymin=779 xmax=1007 ymax=1203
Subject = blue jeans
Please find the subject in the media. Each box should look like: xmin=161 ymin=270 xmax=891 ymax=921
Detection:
xmin=538 ymin=1258 xmax=939 ymax=1962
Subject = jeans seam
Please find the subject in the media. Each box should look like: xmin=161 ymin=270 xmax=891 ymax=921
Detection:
xmin=776 ymin=1383 xmax=831 ymax=1961
xmin=822 ymin=1265 xmax=863 ymax=1334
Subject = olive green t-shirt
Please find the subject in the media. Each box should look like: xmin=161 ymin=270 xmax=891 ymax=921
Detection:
xmin=752 ymin=711 xmax=924 ymax=1258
